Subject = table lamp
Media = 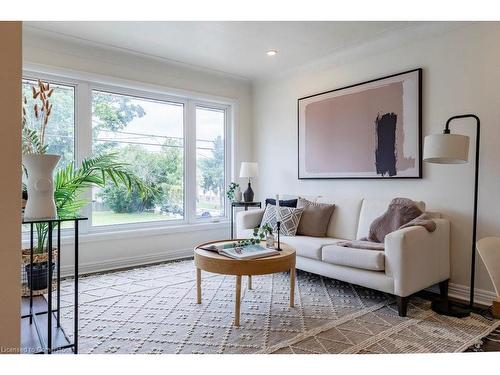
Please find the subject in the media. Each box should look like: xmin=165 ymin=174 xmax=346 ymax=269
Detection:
xmin=239 ymin=162 xmax=258 ymax=202
xmin=423 ymin=114 xmax=480 ymax=318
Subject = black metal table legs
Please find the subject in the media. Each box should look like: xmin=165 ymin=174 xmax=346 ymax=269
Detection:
xmin=22 ymin=218 xmax=82 ymax=354
xmin=47 ymin=221 xmax=53 ymax=353
xmin=29 ymin=223 xmax=33 ymax=325
xmin=74 ymin=220 xmax=79 ymax=354
xmin=57 ymin=223 xmax=61 ymax=328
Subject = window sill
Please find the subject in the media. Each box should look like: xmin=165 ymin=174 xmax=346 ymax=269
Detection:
xmin=23 ymin=220 xmax=230 ymax=246
xmin=83 ymin=220 xmax=231 ymax=243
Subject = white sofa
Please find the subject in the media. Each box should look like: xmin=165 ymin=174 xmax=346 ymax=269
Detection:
xmin=236 ymin=197 xmax=451 ymax=316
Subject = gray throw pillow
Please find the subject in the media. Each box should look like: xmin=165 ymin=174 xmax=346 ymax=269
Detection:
xmin=260 ymin=204 xmax=304 ymax=236
xmin=296 ymin=197 xmax=335 ymax=237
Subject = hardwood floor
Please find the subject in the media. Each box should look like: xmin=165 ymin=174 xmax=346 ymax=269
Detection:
xmin=21 ymin=297 xmax=73 ymax=353
xmin=478 ymin=336 xmax=500 ymax=351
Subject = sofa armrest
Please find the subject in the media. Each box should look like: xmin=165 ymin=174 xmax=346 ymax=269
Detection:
xmin=385 ymin=218 xmax=450 ymax=297
xmin=236 ymin=209 xmax=265 ymax=236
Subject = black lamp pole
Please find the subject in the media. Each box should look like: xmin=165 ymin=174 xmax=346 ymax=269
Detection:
xmin=432 ymin=114 xmax=480 ymax=317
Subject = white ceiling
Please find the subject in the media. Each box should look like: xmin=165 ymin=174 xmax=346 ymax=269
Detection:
xmin=25 ymin=21 xmax=439 ymax=80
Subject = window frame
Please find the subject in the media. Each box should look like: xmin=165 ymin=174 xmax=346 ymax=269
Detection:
xmin=192 ymin=101 xmax=231 ymax=222
xmin=22 ymin=65 xmax=234 ymax=236
xmin=88 ymin=84 xmax=188 ymax=231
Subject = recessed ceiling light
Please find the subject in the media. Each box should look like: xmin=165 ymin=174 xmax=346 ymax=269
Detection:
xmin=266 ymin=49 xmax=278 ymax=56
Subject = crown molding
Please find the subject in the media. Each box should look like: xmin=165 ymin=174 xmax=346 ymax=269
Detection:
xmin=23 ymin=25 xmax=251 ymax=82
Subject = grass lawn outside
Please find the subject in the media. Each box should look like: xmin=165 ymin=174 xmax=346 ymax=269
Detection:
xmin=197 ymin=201 xmax=222 ymax=210
xmin=92 ymin=210 xmax=181 ymax=226
xmin=197 ymin=200 xmax=224 ymax=218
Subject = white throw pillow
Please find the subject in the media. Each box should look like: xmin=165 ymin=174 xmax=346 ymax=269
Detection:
xmin=260 ymin=204 xmax=304 ymax=236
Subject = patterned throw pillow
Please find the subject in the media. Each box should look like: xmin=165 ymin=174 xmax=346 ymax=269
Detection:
xmin=260 ymin=204 xmax=304 ymax=236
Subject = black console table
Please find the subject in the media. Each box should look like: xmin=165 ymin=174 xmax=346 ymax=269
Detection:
xmin=21 ymin=216 xmax=87 ymax=354
xmin=230 ymin=201 xmax=262 ymax=239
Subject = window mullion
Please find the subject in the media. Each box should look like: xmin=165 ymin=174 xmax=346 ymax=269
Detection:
xmin=185 ymin=100 xmax=197 ymax=224
xmin=224 ymin=106 xmax=232 ymax=219
xmin=75 ymin=82 xmax=92 ymax=232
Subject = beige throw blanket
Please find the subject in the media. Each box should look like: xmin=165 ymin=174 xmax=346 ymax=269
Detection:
xmin=337 ymin=198 xmax=437 ymax=251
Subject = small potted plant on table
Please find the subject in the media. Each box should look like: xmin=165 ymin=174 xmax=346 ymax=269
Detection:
xmin=226 ymin=182 xmax=241 ymax=202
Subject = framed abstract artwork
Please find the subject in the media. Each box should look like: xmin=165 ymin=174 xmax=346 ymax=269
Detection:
xmin=298 ymin=68 xmax=422 ymax=179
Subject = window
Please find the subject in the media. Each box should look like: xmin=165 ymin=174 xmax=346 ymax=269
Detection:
xmin=91 ymin=90 xmax=185 ymax=226
xmin=22 ymin=71 xmax=231 ymax=233
xmin=196 ymin=106 xmax=226 ymax=218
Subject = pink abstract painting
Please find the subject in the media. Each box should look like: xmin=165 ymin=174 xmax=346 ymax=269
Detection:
xmin=298 ymin=69 xmax=421 ymax=179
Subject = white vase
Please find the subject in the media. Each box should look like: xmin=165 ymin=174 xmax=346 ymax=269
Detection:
xmin=23 ymin=154 xmax=61 ymax=219
xmin=234 ymin=186 xmax=242 ymax=202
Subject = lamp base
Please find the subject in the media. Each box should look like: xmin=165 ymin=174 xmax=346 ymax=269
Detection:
xmin=431 ymin=298 xmax=471 ymax=318
xmin=243 ymin=182 xmax=254 ymax=202
xmin=492 ymin=299 xmax=500 ymax=319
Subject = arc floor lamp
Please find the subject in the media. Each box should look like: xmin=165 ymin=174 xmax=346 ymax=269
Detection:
xmin=423 ymin=114 xmax=480 ymax=318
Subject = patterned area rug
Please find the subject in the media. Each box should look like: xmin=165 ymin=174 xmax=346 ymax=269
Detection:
xmin=57 ymin=259 xmax=499 ymax=354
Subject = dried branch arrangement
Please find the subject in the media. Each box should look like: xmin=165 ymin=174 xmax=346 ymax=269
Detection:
xmin=22 ymin=79 xmax=54 ymax=154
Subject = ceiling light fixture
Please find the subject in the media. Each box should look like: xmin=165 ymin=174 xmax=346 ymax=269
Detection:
xmin=266 ymin=49 xmax=278 ymax=56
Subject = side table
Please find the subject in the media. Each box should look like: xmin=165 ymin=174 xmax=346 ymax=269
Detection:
xmin=230 ymin=201 xmax=262 ymax=239
xmin=21 ymin=215 xmax=88 ymax=354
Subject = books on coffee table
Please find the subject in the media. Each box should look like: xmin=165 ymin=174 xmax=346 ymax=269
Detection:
xmin=198 ymin=242 xmax=279 ymax=260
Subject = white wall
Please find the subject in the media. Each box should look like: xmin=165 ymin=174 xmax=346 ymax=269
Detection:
xmin=23 ymin=28 xmax=254 ymax=274
xmin=253 ymin=22 xmax=500 ymax=298
xmin=23 ymin=23 xmax=500 ymax=301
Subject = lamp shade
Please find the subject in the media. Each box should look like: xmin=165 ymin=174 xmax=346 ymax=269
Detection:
xmin=423 ymin=133 xmax=470 ymax=164
xmin=239 ymin=162 xmax=259 ymax=178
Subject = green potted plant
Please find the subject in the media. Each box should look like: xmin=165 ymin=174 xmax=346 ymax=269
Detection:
xmin=235 ymin=223 xmax=275 ymax=249
xmin=258 ymin=224 xmax=275 ymax=248
xmin=22 ymin=80 xmax=154 ymax=293
xmin=226 ymin=182 xmax=241 ymax=202
xmin=23 ymin=153 xmax=154 ymax=292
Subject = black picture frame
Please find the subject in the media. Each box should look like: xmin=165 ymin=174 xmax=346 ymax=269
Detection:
xmin=297 ymin=68 xmax=422 ymax=180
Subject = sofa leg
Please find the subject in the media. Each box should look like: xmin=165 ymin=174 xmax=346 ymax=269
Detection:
xmin=438 ymin=279 xmax=449 ymax=299
xmin=396 ymin=296 xmax=408 ymax=317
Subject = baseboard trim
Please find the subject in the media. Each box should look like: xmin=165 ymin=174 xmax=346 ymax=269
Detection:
xmin=60 ymin=248 xmax=193 ymax=277
xmin=448 ymin=282 xmax=497 ymax=307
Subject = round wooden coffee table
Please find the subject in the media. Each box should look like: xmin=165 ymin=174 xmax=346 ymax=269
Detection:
xmin=194 ymin=240 xmax=296 ymax=326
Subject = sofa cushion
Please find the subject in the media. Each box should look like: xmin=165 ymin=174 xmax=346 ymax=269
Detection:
xmin=237 ymin=229 xmax=255 ymax=239
xmin=265 ymin=198 xmax=298 ymax=207
xmin=322 ymin=244 xmax=385 ymax=271
xmin=356 ymin=198 xmax=426 ymax=240
xmin=235 ymin=231 xmax=339 ymax=260
xmin=261 ymin=205 xmax=304 ymax=236
xmin=281 ymin=236 xmax=340 ymax=260
xmin=318 ymin=197 xmax=362 ymax=240
xmin=296 ymin=197 xmax=335 ymax=237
